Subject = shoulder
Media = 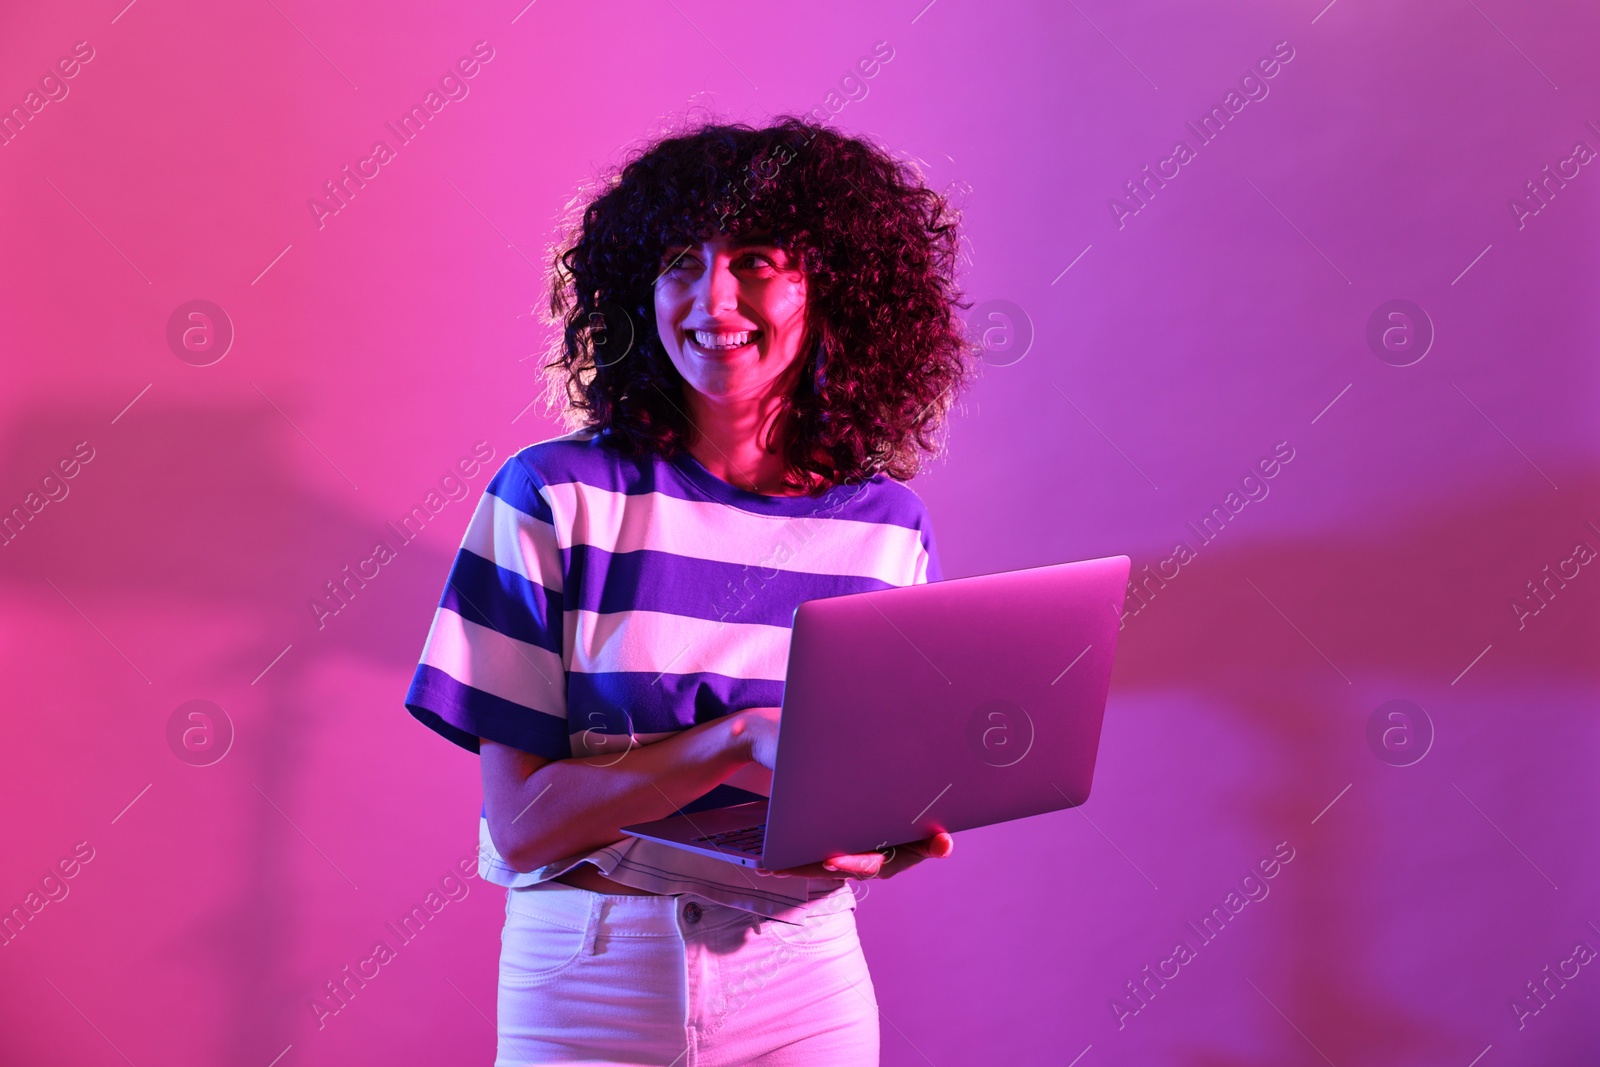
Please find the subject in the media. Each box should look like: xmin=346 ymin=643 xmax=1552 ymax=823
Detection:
xmin=489 ymin=431 xmax=702 ymax=523
xmin=503 ymin=429 xmax=606 ymax=485
xmin=472 ymin=431 xmax=602 ymax=520
xmin=820 ymin=472 xmax=936 ymax=533
xmin=492 ymin=430 xmax=657 ymax=495
xmin=821 ymin=473 xmax=942 ymax=582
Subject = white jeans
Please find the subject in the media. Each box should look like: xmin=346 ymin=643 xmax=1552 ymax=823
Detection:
xmin=496 ymin=881 xmax=879 ymax=1066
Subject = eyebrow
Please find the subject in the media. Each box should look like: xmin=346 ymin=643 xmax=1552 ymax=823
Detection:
xmin=655 ymin=235 xmax=791 ymax=281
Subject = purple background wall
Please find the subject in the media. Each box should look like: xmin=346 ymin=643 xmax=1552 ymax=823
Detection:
xmin=2 ymin=0 xmax=1597 ymax=1063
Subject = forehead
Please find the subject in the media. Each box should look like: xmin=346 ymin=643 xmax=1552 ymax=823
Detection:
xmin=666 ymin=231 xmax=787 ymax=251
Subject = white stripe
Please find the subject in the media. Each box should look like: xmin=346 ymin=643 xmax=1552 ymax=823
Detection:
xmin=420 ymin=607 xmax=567 ymax=719
xmin=566 ymin=608 xmax=791 ymax=680
xmin=543 ymin=482 xmax=927 ymax=583
xmin=459 ymin=488 xmax=564 ymax=591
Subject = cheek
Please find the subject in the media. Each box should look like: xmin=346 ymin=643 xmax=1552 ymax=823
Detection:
xmin=765 ymin=282 xmax=808 ymax=334
xmin=654 ymin=288 xmax=680 ymax=344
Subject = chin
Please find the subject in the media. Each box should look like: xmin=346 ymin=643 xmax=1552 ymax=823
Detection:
xmin=686 ymin=375 xmax=747 ymax=401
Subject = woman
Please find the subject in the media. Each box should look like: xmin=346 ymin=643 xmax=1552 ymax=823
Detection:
xmin=405 ymin=116 xmax=975 ymax=1065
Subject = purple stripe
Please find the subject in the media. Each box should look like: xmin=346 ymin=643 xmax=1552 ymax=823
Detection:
xmin=564 ymin=544 xmax=891 ymax=626
xmin=441 ymin=548 xmax=562 ymax=653
xmin=486 ymin=454 xmax=553 ymax=522
xmin=406 ymin=664 xmax=571 ymax=760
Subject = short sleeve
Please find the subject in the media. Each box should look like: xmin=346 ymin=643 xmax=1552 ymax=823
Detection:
xmin=403 ymin=454 xmax=570 ymax=759
xmin=918 ymin=509 xmax=943 ymax=584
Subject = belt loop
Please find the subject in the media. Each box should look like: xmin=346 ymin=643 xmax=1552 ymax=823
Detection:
xmin=582 ymin=895 xmax=602 ymax=956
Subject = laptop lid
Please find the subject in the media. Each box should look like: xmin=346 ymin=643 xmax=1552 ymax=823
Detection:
xmin=757 ymin=554 xmax=1130 ymax=871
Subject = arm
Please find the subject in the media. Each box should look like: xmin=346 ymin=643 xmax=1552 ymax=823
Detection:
xmin=484 ymin=703 xmax=953 ymax=881
xmin=480 ymin=707 xmax=777 ymax=873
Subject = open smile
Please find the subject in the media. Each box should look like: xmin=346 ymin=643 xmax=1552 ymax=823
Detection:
xmin=686 ymin=328 xmax=763 ymax=355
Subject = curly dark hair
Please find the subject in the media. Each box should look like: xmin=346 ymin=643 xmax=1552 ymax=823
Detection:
xmin=542 ymin=116 xmax=976 ymax=490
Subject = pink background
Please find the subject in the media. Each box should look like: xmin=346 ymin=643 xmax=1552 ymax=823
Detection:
xmin=3 ymin=0 xmax=1597 ymax=1063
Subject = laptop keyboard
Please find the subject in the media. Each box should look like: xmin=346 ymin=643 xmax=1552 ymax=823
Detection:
xmin=694 ymin=824 xmax=766 ymax=855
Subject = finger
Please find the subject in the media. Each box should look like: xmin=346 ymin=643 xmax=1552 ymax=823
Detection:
xmin=893 ymin=838 xmax=932 ymax=861
xmin=879 ymin=835 xmax=952 ymax=880
xmin=876 ymin=851 xmax=923 ymax=880
xmin=822 ymin=859 xmax=876 ymax=878
xmin=901 ymin=832 xmax=950 ymax=858
xmin=760 ymin=852 xmax=890 ymax=880
xmin=823 ymin=853 xmax=885 ymax=878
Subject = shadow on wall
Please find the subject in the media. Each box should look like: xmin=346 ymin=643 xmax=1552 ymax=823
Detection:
xmin=0 ymin=400 xmax=470 ymax=1063
xmin=1033 ymin=462 xmax=1599 ymax=1060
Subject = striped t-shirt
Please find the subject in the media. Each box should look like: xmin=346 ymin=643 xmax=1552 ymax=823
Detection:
xmin=404 ymin=430 xmax=941 ymax=920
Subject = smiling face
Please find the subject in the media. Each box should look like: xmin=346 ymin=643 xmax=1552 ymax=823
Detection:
xmin=653 ymin=232 xmax=811 ymax=407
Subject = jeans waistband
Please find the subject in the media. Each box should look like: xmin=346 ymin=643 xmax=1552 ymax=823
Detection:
xmin=509 ymin=881 xmax=765 ymax=938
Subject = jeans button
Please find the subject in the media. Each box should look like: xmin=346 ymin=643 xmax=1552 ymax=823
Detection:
xmin=683 ymin=901 xmax=701 ymax=924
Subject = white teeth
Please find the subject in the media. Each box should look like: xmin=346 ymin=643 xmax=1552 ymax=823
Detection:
xmin=691 ymin=329 xmax=758 ymax=350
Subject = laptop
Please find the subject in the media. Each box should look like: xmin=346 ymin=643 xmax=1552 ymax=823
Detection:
xmin=620 ymin=554 xmax=1131 ymax=871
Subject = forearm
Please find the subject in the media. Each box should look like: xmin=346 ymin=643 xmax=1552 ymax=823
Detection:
xmin=491 ymin=714 xmax=754 ymax=872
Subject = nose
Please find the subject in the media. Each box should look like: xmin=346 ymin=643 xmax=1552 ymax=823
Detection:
xmin=694 ymin=252 xmax=739 ymax=315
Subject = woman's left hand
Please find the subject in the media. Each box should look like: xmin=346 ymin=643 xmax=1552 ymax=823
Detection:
xmin=757 ymin=831 xmax=953 ymax=881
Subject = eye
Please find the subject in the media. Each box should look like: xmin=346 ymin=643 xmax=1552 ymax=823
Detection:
xmin=737 ymin=252 xmax=778 ymax=270
xmin=660 ymin=249 xmax=700 ymax=274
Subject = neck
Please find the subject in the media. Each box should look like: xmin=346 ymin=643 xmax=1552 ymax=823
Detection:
xmin=682 ymin=383 xmax=802 ymax=496
xmin=681 ymin=388 xmax=793 ymax=495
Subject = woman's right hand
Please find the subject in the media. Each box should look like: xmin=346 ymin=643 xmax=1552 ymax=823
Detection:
xmin=729 ymin=706 xmax=782 ymax=770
